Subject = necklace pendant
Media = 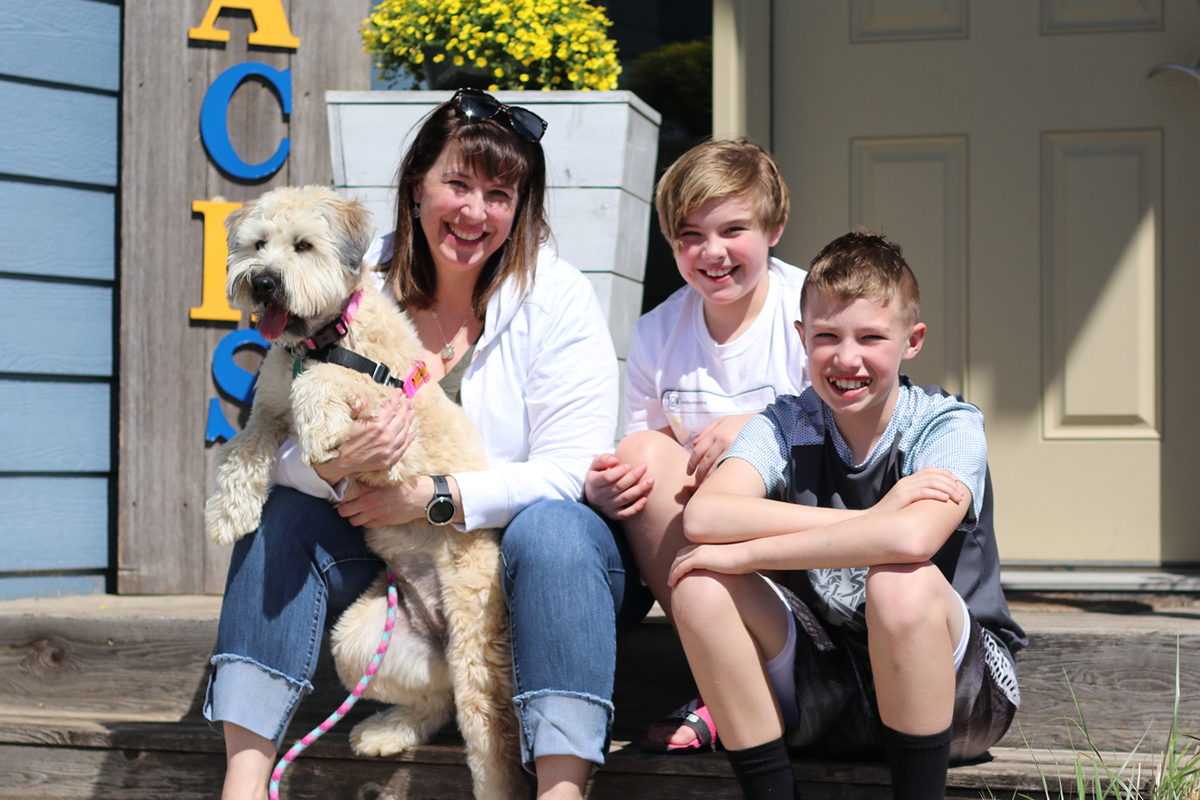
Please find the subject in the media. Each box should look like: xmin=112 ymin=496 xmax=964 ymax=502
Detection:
xmin=439 ymin=344 xmax=455 ymax=360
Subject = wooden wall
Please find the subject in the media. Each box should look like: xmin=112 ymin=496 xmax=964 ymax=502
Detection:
xmin=119 ymin=0 xmax=371 ymax=594
xmin=0 ymin=0 xmax=121 ymax=599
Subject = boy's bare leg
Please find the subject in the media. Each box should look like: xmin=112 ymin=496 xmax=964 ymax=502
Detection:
xmin=614 ymin=429 xmax=695 ymax=623
xmin=865 ymin=562 xmax=965 ymax=734
xmin=222 ymin=722 xmax=275 ymax=800
xmin=614 ymin=430 xmax=703 ymax=746
xmin=670 ymin=569 xmax=792 ymax=750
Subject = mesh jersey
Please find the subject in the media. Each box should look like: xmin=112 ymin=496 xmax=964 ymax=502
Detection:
xmin=725 ymin=377 xmax=1028 ymax=667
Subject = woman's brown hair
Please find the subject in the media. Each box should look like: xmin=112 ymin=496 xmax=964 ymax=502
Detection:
xmin=384 ymin=98 xmax=549 ymax=316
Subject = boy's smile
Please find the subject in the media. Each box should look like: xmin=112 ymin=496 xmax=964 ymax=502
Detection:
xmin=799 ymin=291 xmax=925 ymax=455
xmin=675 ymin=194 xmax=784 ymax=339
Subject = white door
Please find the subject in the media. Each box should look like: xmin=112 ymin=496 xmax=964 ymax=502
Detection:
xmin=770 ymin=0 xmax=1200 ymax=564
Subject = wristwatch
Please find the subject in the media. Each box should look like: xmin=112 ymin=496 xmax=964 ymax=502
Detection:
xmin=425 ymin=474 xmax=456 ymax=526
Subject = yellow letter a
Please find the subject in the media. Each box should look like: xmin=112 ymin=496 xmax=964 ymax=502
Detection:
xmin=189 ymin=0 xmax=300 ymax=49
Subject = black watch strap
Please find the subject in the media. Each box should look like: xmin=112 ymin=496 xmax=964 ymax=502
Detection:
xmin=426 ymin=474 xmax=456 ymax=525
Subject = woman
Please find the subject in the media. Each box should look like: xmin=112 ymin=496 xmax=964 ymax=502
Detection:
xmin=205 ymin=89 xmax=653 ymax=800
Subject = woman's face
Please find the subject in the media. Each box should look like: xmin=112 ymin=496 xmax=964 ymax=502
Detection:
xmin=412 ymin=140 xmax=520 ymax=281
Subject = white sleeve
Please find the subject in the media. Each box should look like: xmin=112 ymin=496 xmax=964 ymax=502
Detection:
xmin=270 ymin=437 xmax=346 ymax=502
xmin=622 ymin=319 xmax=667 ymax=435
xmin=452 ymin=278 xmax=618 ymax=531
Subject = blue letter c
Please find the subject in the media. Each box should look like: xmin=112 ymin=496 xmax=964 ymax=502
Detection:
xmin=200 ymin=62 xmax=292 ymax=181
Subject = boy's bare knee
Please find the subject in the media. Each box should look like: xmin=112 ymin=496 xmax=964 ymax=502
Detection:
xmin=670 ymin=570 xmax=737 ymax=633
xmin=614 ymin=428 xmax=679 ymax=466
xmin=865 ymin=562 xmax=944 ymax=633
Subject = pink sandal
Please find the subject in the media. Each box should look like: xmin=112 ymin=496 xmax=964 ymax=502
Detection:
xmin=640 ymin=695 xmax=718 ymax=753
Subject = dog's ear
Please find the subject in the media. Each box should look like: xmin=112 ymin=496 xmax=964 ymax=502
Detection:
xmin=223 ymin=201 xmax=254 ymax=252
xmin=327 ymin=196 xmax=376 ymax=276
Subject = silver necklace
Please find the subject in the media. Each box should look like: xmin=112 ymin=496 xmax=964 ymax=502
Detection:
xmin=431 ymin=309 xmax=471 ymax=360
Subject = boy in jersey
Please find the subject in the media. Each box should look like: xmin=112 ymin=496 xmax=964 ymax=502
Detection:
xmin=668 ymin=232 xmax=1025 ymax=799
xmin=585 ymin=139 xmax=810 ymax=751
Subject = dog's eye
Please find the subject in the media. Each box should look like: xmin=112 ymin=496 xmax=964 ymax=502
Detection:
xmin=254 ymin=240 xmax=266 ymax=251
xmin=294 ymin=241 xmax=312 ymax=253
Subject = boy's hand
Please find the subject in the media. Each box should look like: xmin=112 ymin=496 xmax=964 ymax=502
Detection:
xmin=872 ymin=467 xmax=963 ymax=514
xmin=687 ymin=413 xmax=756 ymax=484
xmin=584 ymin=453 xmax=654 ymax=520
xmin=668 ymin=542 xmax=755 ymax=586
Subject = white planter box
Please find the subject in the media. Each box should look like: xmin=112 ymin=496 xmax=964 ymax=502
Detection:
xmin=326 ymin=90 xmax=661 ymax=360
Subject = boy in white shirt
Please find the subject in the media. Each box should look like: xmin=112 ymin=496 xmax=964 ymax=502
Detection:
xmin=585 ymin=139 xmax=810 ymax=751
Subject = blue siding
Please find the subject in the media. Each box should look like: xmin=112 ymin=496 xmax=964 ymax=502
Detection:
xmin=0 ymin=0 xmax=121 ymax=91
xmin=0 ymin=82 xmax=118 ymax=186
xmin=0 ymin=2 xmax=119 ymax=598
xmin=0 ymin=279 xmax=112 ymax=375
xmin=0 ymin=181 xmax=115 ymax=280
xmin=0 ymin=476 xmax=108 ymax=569
xmin=0 ymin=575 xmax=106 ymax=601
xmin=0 ymin=380 xmax=110 ymax=472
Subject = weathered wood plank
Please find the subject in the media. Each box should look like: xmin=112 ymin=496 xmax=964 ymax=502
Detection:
xmin=0 ymin=615 xmax=215 ymax=719
xmin=286 ymin=0 xmax=372 ymax=188
xmin=0 ymin=181 xmax=115 ymax=281
xmin=0 ymin=0 xmax=121 ymax=91
xmin=0 ymin=81 xmax=117 ymax=186
xmin=119 ymin=0 xmax=215 ymax=595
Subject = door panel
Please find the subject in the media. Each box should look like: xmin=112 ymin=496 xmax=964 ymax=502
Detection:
xmin=772 ymin=0 xmax=1200 ymax=563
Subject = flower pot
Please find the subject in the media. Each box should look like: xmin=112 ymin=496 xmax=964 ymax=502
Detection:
xmin=325 ymin=89 xmax=661 ymax=362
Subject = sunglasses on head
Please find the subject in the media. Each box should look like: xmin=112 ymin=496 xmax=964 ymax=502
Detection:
xmin=451 ymin=88 xmax=548 ymax=143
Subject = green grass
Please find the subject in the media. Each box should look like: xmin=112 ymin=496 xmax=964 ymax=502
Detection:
xmin=992 ymin=641 xmax=1200 ymax=800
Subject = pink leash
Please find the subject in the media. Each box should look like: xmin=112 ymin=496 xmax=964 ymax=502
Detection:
xmin=269 ymin=568 xmax=399 ymax=800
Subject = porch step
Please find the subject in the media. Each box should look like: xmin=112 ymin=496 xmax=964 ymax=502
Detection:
xmin=0 ymin=593 xmax=1197 ymax=798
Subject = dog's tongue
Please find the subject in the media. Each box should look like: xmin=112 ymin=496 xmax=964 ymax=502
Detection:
xmin=258 ymin=303 xmax=290 ymax=340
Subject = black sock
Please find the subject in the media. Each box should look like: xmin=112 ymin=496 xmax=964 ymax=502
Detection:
xmin=882 ymin=724 xmax=953 ymax=800
xmin=725 ymin=737 xmax=799 ymax=800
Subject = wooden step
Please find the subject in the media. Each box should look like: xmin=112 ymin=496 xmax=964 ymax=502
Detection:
xmin=1 ymin=593 xmax=1198 ymax=798
xmin=0 ymin=712 xmax=1161 ymax=800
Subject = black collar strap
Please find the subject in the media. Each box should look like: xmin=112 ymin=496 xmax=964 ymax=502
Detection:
xmin=307 ymin=345 xmax=432 ymax=399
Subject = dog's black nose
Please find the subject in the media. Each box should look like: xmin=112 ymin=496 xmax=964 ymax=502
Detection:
xmin=251 ymin=273 xmax=280 ymax=299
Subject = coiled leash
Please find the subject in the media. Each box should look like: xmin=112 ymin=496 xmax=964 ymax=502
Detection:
xmin=269 ymin=568 xmax=399 ymax=800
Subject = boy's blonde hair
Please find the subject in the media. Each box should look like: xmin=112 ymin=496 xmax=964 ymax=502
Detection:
xmin=654 ymin=138 xmax=789 ymax=246
xmin=801 ymin=231 xmax=921 ymax=328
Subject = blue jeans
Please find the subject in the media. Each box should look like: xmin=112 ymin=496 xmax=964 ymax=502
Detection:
xmin=500 ymin=500 xmax=653 ymax=768
xmin=204 ymin=489 xmax=653 ymax=768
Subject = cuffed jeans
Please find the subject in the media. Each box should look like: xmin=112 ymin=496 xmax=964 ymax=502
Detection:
xmin=204 ymin=488 xmax=653 ymax=770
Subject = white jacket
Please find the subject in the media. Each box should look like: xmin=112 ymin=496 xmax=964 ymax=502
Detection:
xmin=273 ymin=235 xmax=619 ymax=531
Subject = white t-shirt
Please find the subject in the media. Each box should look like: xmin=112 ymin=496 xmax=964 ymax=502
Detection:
xmin=623 ymin=257 xmax=810 ymax=446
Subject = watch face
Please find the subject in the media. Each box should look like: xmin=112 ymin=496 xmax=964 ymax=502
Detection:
xmin=427 ymin=497 xmax=455 ymax=525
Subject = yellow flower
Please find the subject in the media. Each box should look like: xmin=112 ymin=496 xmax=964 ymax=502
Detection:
xmin=494 ymin=67 xmax=504 ymax=77
xmin=520 ymin=73 xmax=529 ymax=82
xmin=476 ymin=56 xmax=487 ymax=67
xmin=453 ymin=55 xmax=464 ymax=66
xmin=433 ymin=53 xmax=445 ymax=63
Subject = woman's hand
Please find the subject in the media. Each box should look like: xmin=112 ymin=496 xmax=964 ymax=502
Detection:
xmin=584 ymin=453 xmax=653 ymax=520
xmin=871 ymin=467 xmax=964 ymax=515
xmin=315 ymin=388 xmax=415 ymax=486
xmin=337 ymin=476 xmax=426 ymax=528
xmin=686 ymin=413 xmax=755 ymax=484
xmin=668 ymin=542 xmax=756 ymax=586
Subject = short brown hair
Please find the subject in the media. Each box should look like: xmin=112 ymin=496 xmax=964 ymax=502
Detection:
xmin=384 ymin=98 xmax=549 ymax=317
xmin=801 ymin=231 xmax=921 ymax=328
xmin=654 ymin=138 xmax=789 ymax=246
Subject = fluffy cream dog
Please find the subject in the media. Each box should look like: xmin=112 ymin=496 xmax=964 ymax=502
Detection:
xmin=203 ymin=186 xmax=524 ymax=800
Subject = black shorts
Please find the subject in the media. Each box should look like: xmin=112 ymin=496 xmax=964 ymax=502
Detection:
xmin=774 ymin=581 xmax=1018 ymax=762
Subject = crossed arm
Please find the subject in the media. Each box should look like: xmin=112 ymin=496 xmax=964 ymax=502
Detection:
xmin=670 ymin=457 xmax=972 ymax=586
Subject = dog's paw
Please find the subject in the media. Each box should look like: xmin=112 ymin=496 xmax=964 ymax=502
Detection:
xmin=204 ymin=495 xmax=260 ymax=545
xmin=349 ymin=711 xmax=424 ymax=757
